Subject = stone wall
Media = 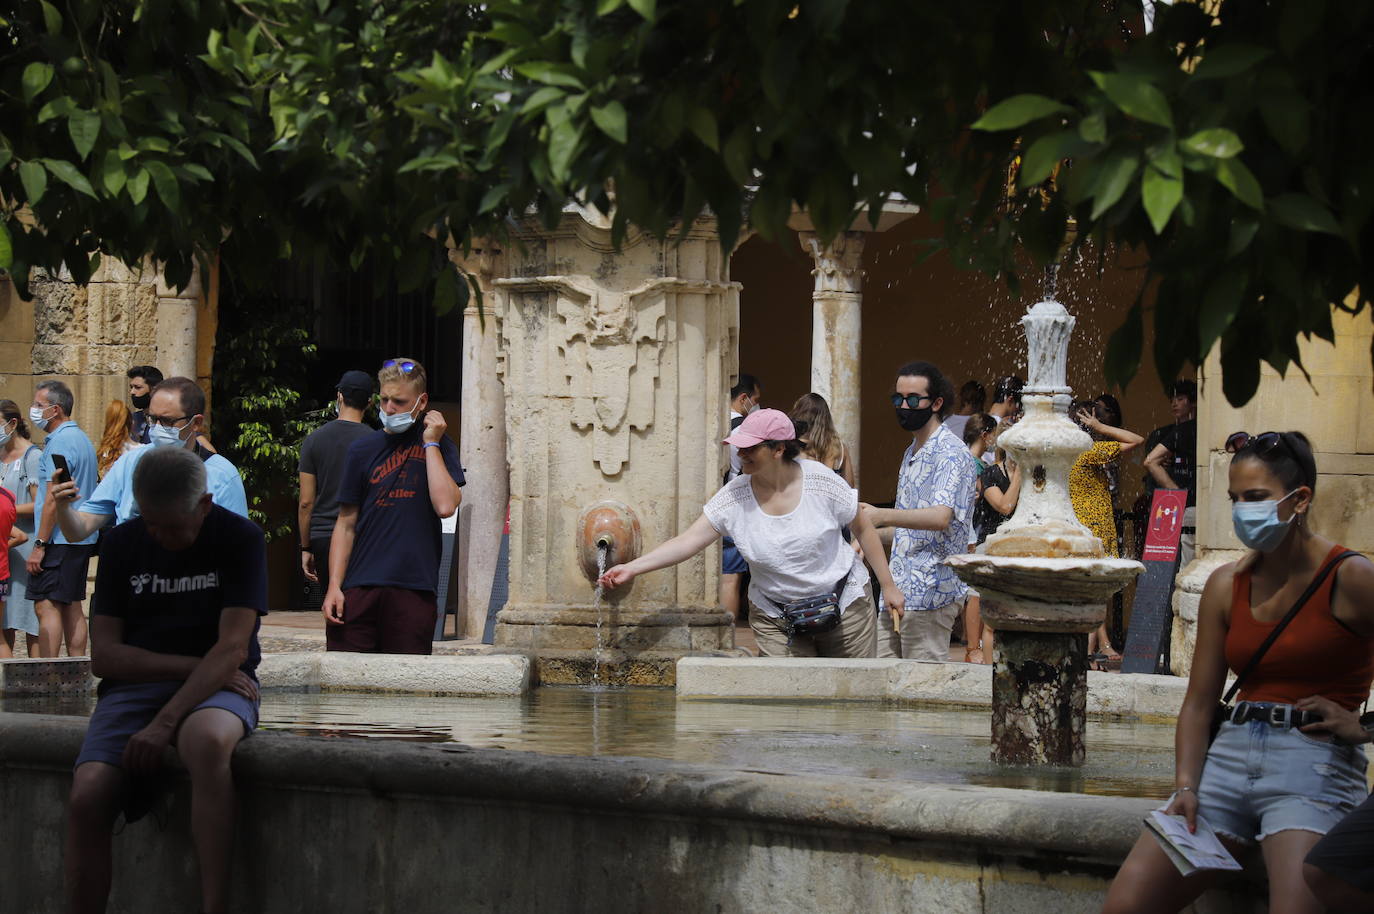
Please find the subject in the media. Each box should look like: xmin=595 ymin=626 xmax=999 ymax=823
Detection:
xmin=0 ymin=257 xmax=213 ymax=443
xmin=0 ymin=712 xmax=1258 ymax=913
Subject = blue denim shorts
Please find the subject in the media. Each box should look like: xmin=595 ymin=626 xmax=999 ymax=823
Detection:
xmin=721 ymin=537 xmax=748 ymax=575
xmin=74 ymin=681 xmax=259 ymax=770
xmin=1197 ymin=719 xmax=1369 ymax=844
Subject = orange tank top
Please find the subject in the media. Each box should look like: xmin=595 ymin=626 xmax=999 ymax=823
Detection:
xmin=1226 ymin=545 xmax=1374 ymax=710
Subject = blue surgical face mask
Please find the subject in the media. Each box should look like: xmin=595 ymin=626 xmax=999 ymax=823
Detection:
xmin=28 ymin=404 xmax=52 ymax=431
xmin=149 ymin=422 xmax=191 ymax=449
xmin=1232 ymin=490 xmax=1299 ymax=552
xmin=381 ymin=401 xmax=421 ymax=435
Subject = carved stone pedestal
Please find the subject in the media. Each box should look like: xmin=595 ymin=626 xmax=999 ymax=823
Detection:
xmin=488 ymin=210 xmax=741 ymax=684
xmin=991 ymin=630 xmax=1088 ymax=766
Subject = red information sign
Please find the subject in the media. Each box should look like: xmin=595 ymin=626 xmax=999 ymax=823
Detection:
xmin=1142 ymin=489 xmax=1190 ymax=562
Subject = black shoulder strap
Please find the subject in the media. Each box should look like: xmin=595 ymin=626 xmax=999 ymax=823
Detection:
xmin=1223 ymin=549 xmax=1360 ymax=704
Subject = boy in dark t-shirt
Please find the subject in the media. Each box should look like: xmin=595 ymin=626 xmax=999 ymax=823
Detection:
xmin=322 ymin=357 xmax=464 ymax=654
xmin=65 ymin=447 xmax=267 ymax=914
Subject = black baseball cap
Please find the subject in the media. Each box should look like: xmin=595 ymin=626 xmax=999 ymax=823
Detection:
xmin=336 ymin=370 xmax=373 ymax=396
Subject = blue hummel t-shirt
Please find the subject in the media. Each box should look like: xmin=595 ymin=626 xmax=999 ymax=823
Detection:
xmin=92 ymin=505 xmax=268 ymax=692
xmin=79 ymin=447 xmax=249 ymax=525
xmin=35 ymin=421 xmax=99 ymax=546
xmin=338 ymin=426 xmax=464 ymax=593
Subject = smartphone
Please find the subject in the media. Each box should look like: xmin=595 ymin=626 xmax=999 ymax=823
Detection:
xmin=51 ymin=453 xmax=70 ymax=484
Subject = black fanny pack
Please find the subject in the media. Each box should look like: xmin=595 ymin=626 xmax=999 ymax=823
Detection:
xmin=769 ymin=574 xmax=850 ymax=639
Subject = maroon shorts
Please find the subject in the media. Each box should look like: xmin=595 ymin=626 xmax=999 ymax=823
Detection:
xmin=326 ymin=586 xmax=435 ymax=655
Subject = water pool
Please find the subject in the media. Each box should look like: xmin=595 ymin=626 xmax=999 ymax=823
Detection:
xmin=4 ymin=686 xmax=1176 ymax=797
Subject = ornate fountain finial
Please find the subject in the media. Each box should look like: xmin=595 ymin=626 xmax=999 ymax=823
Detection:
xmin=945 ymin=293 xmax=1143 ymax=767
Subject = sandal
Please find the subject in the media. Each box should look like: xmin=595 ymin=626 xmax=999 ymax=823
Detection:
xmin=1087 ymin=652 xmax=1108 ymax=672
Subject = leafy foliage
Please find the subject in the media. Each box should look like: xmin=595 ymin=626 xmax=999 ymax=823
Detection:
xmin=209 ymin=277 xmax=326 ymax=539
xmin=2 ymin=0 xmax=1373 ymax=405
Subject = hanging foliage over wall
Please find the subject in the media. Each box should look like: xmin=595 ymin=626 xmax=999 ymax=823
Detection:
xmin=1 ymin=0 xmax=1371 ymax=404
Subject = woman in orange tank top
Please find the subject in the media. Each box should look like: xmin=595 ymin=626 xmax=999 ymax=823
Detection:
xmin=1105 ymin=431 xmax=1374 ymax=914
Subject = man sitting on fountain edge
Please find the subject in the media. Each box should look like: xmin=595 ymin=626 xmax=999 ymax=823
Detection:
xmin=64 ymin=446 xmax=267 ymax=914
xmin=865 ymin=360 xmax=977 ymax=661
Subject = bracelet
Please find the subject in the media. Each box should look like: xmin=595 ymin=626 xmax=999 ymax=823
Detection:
xmin=1174 ymin=786 xmax=1195 ymax=795
xmin=423 ymin=441 xmax=441 ymax=450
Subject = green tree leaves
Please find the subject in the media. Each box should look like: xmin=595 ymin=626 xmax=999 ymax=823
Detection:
xmin=1 ymin=0 xmax=1371 ymax=410
xmin=42 ymin=158 xmax=96 ymax=197
xmin=67 ymin=110 xmax=100 ymax=160
xmin=18 ymin=161 xmax=47 ymax=203
xmin=1141 ymin=166 xmax=1181 ymax=234
xmin=22 ymin=62 xmax=54 ymax=103
xmin=1088 ymin=71 xmax=1172 ymax=128
xmin=971 ymin=94 xmax=1070 ymax=131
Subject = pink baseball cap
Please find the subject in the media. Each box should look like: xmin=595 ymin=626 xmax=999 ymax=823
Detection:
xmin=723 ymin=408 xmax=795 ymax=448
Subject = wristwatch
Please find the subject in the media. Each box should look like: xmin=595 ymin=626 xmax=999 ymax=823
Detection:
xmin=299 ymin=544 xmax=313 ymax=553
xmin=33 ymin=538 xmax=49 ymax=548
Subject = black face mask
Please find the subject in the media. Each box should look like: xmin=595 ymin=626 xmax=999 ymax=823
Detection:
xmin=895 ymin=406 xmax=933 ymax=432
xmin=131 ymin=393 xmax=151 ymax=410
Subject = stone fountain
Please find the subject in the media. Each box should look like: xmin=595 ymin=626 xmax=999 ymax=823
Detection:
xmin=947 ymin=299 xmax=1142 ymax=766
xmin=485 ymin=208 xmax=740 ymax=685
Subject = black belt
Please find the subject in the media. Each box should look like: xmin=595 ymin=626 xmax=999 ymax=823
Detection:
xmin=1225 ymin=701 xmax=1321 ymax=730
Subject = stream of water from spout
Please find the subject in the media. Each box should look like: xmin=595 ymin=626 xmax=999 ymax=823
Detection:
xmin=592 ymin=543 xmax=610 ymax=687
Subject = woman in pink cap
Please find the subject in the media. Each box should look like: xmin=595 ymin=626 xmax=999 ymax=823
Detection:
xmin=599 ymin=409 xmax=904 ymax=657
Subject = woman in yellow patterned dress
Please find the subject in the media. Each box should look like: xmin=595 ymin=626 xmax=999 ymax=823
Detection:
xmin=1070 ymin=401 xmax=1143 ymax=665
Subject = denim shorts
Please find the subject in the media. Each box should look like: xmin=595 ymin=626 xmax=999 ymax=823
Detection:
xmin=721 ymin=537 xmax=748 ymax=575
xmin=74 ymin=681 xmax=259 ymax=770
xmin=1197 ymin=719 xmax=1368 ymax=844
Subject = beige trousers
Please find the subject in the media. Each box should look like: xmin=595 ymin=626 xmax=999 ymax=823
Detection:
xmin=876 ymin=602 xmax=961 ymax=661
xmin=749 ymin=583 xmax=878 ymax=658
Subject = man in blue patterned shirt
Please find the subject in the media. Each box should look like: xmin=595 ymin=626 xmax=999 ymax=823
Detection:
xmin=866 ymin=361 xmax=977 ymax=660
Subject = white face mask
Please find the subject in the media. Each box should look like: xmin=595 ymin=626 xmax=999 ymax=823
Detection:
xmin=0 ymin=420 xmax=13 ymax=448
xmin=29 ymin=404 xmax=52 ymax=431
xmin=148 ymin=421 xmax=192 ymax=449
xmin=381 ymin=401 xmax=421 ymax=435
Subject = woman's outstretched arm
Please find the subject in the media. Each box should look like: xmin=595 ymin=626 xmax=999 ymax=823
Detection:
xmin=598 ymin=514 xmax=720 ymax=589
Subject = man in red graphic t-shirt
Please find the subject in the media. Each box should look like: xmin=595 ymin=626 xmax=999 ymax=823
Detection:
xmin=321 ymin=357 xmax=465 ymax=653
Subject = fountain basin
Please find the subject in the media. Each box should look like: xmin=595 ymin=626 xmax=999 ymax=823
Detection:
xmin=947 ymin=554 xmax=1143 ymax=632
xmin=0 ymin=709 xmax=1258 ymax=914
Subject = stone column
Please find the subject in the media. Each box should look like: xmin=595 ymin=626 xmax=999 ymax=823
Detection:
xmin=451 ymin=243 xmax=509 ymax=641
xmin=492 ymin=211 xmax=740 ymax=684
xmin=28 ymin=260 xmax=160 ymax=435
xmin=1171 ymin=299 xmax=1374 ymax=676
xmin=153 ymin=263 xmax=201 ymax=381
xmin=799 ymin=231 xmax=865 ymax=479
xmin=991 ymin=628 xmax=1088 ymax=766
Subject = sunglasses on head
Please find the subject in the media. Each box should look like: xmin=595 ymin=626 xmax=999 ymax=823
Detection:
xmin=383 ymin=359 xmax=418 ymax=374
xmin=891 ymin=393 xmax=933 ymax=409
xmin=1225 ymin=431 xmax=1287 ymax=456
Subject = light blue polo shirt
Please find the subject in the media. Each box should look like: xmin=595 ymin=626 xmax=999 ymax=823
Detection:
xmin=36 ymin=421 xmax=99 ymax=546
xmin=80 ymin=447 xmax=249 ymax=525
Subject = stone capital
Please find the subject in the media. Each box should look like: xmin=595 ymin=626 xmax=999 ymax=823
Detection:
xmin=799 ymin=231 xmax=866 ymax=294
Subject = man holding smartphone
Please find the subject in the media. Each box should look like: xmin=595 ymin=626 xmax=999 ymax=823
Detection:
xmin=28 ymin=380 xmax=98 ymax=658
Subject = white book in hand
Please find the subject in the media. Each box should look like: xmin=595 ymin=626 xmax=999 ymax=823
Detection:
xmin=1145 ymin=809 xmax=1243 ymax=877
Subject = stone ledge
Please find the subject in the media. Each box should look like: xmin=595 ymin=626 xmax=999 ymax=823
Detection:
xmin=0 ymin=657 xmax=93 ymax=697
xmin=676 ymin=657 xmax=1193 ymax=721
xmin=256 ymin=652 xmax=531 ymax=696
xmin=0 ymin=711 xmax=1153 ymax=859
xmin=0 ymin=714 xmax=1263 ymax=912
